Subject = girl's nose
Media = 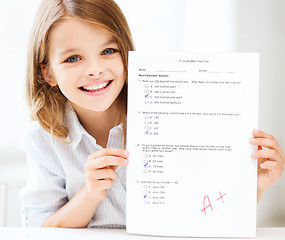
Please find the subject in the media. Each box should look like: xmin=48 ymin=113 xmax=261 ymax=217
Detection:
xmin=86 ymin=59 xmax=105 ymax=78
xmin=88 ymin=71 xmax=102 ymax=77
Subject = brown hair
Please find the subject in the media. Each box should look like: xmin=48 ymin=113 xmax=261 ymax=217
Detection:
xmin=26 ymin=0 xmax=135 ymax=140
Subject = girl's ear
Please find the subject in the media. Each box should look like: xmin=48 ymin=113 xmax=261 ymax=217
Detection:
xmin=40 ymin=63 xmax=57 ymax=86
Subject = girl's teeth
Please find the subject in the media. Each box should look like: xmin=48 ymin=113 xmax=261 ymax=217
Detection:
xmin=83 ymin=81 xmax=108 ymax=91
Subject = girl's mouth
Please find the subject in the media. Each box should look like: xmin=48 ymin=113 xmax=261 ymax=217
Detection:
xmin=79 ymin=80 xmax=113 ymax=93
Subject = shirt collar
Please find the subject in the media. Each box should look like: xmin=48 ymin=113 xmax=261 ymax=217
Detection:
xmin=64 ymin=101 xmax=88 ymax=150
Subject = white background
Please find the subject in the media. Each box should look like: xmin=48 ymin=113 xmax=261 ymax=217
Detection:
xmin=0 ymin=0 xmax=284 ymax=227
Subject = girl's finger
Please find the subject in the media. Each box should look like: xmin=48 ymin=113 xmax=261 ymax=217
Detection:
xmin=87 ymin=156 xmax=128 ymax=169
xmin=260 ymin=160 xmax=278 ymax=170
xmin=86 ymin=168 xmax=118 ymax=181
xmin=88 ymin=148 xmax=129 ymax=160
xmin=252 ymin=129 xmax=275 ymax=140
xmin=249 ymin=137 xmax=282 ymax=153
xmin=251 ymin=149 xmax=280 ymax=162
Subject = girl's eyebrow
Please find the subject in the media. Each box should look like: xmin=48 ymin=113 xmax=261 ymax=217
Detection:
xmin=102 ymin=38 xmax=117 ymax=47
xmin=58 ymin=39 xmax=117 ymax=56
xmin=58 ymin=48 xmax=80 ymax=56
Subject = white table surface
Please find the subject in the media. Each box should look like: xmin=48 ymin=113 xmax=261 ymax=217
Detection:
xmin=0 ymin=227 xmax=284 ymax=240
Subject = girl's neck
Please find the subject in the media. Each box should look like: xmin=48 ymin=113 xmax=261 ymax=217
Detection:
xmin=72 ymin=101 xmax=120 ymax=148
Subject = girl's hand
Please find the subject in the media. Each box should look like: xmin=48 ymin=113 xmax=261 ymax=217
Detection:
xmin=84 ymin=148 xmax=129 ymax=201
xmin=250 ymin=129 xmax=285 ymax=202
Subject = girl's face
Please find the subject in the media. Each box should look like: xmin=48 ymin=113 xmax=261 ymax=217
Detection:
xmin=43 ymin=18 xmax=125 ymax=113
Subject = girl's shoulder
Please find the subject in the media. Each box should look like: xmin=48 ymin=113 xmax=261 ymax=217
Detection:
xmin=22 ymin=102 xmax=72 ymax=144
xmin=21 ymin=120 xmax=67 ymax=176
xmin=21 ymin=120 xmax=67 ymax=151
xmin=23 ymin=121 xmax=51 ymax=142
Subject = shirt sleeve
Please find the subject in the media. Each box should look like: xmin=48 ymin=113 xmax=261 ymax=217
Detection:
xmin=19 ymin=122 xmax=68 ymax=227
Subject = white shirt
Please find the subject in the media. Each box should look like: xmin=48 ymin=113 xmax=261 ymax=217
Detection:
xmin=19 ymin=103 xmax=126 ymax=228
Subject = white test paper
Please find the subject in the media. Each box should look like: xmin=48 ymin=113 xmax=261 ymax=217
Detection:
xmin=126 ymin=52 xmax=259 ymax=237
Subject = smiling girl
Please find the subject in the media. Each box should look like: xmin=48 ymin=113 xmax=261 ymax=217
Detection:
xmin=20 ymin=0 xmax=134 ymax=228
xmin=20 ymin=0 xmax=284 ymax=229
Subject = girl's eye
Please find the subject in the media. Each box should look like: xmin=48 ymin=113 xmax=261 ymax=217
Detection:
xmin=65 ymin=56 xmax=81 ymax=63
xmin=102 ymin=48 xmax=118 ymax=55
